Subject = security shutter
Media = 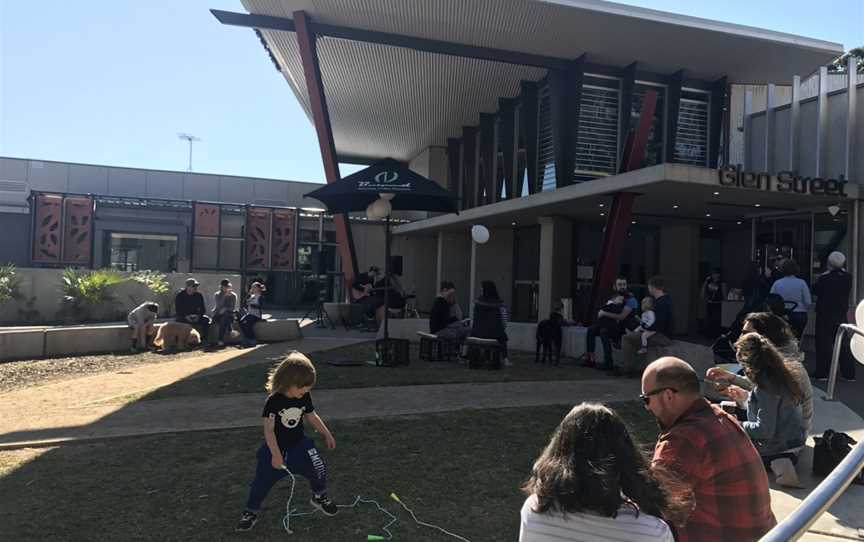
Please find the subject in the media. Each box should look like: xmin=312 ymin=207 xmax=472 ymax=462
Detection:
xmin=537 ymin=83 xmax=556 ymax=192
xmin=574 ymin=85 xmax=619 ymax=180
xmin=674 ymin=95 xmax=709 ymax=166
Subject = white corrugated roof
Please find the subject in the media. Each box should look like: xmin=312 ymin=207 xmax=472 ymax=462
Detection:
xmin=239 ymin=0 xmax=842 ymax=162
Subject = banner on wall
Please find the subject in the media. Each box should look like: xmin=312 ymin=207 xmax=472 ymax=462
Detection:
xmin=245 ymin=208 xmax=272 ymax=270
xmin=32 ymin=194 xmax=63 ymax=263
xmin=62 ymin=197 xmax=93 ymax=264
xmin=271 ymin=209 xmax=296 ymax=271
xmin=31 ymin=194 xmax=93 ymax=266
xmin=193 ymin=203 xmax=220 ymax=237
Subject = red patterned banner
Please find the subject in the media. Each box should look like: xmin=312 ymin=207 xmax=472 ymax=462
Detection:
xmin=271 ymin=209 xmax=296 ymax=271
xmin=62 ymin=197 xmax=93 ymax=264
xmin=246 ymin=208 xmax=271 ymax=270
xmin=194 ymin=203 xmax=220 ymax=237
xmin=32 ymin=194 xmax=63 ymax=263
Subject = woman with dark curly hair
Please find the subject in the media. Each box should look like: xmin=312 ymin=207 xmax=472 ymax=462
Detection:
xmin=520 ymin=403 xmax=692 ymax=542
xmin=719 ymin=332 xmax=806 ymax=486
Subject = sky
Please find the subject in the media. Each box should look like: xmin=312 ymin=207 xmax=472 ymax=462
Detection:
xmin=0 ymin=0 xmax=862 ymax=184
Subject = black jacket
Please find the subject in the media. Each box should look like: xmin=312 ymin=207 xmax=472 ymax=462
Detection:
xmin=814 ymin=269 xmax=851 ymax=318
xmin=470 ymin=298 xmax=506 ymax=340
xmin=430 ymin=296 xmax=457 ymax=334
xmin=649 ymin=294 xmax=674 ymax=337
xmin=175 ymin=289 xmax=206 ymax=321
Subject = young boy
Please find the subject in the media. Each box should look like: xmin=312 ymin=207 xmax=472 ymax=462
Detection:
xmin=127 ymin=302 xmax=159 ymax=352
xmin=633 ymin=297 xmax=656 ymax=354
xmin=237 ymin=352 xmax=338 ymax=531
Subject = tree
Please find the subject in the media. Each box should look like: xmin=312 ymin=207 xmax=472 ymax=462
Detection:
xmin=829 ymin=46 xmax=864 ymax=73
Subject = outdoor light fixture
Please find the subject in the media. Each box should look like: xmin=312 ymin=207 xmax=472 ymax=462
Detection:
xmin=599 ymin=203 xmax=605 ymax=207
xmin=471 ymin=225 xmax=490 ymax=244
xmin=631 ymin=220 xmax=637 ymax=225
xmin=828 ymin=204 xmax=841 ymax=216
xmin=754 ymin=203 xmax=761 ymax=207
xmin=379 ymin=192 xmax=395 ymax=201
xmin=705 ymin=213 xmax=711 ymax=217
xmin=737 ymin=221 xmax=743 ymax=225
xmin=600 ymin=212 xmax=605 ymax=217
xmin=713 ymin=191 xmax=720 ymax=196
xmin=673 ymin=204 xmax=679 ymax=209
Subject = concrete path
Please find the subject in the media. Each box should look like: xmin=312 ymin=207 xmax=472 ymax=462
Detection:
xmin=0 ymin=379 xmax=641 ymax=448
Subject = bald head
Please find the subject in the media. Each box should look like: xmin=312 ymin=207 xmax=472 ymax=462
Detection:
xmin=644 ymin=357 xmax=700 ymax=396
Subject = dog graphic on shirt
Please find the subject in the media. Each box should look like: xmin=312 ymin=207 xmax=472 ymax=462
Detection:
xmin=278 ymin=407 xmax=305 ymax=429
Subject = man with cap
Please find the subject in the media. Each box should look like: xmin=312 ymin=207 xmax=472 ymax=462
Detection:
xmin=175 ymin=278 xmax=210 ymax=344
xmin=813 ymin=251 xmax=855 ymax=381
xmin=212 ymin=279 xmax=239 ymax=347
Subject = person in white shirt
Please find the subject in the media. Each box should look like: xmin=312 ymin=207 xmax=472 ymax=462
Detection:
xmin=240 ymin=281 xmax=266 ymax=346
xmin=127 ymin=302 xmax=159 ymax=352
xmin=520 ymin=403 xmax=688 ymax=542
xmin=633 ymin=297 xmax=656 ymax=354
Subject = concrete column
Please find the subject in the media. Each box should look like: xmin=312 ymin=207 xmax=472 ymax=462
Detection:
xmin=469 ymin=239 xmax=477 ymax=315
xmin=816 ymin=66 xmax=829 ymax=177
xmin=474 ymin=228 xmax=515 ymax=310
xmin=845 ymin=56 xmax=858 ymax=180
xmin=765 ymin=83 xmax=776 ymax=173
xmin=436 ymin=231 xmax=444 ymax=296
xmin=854 ymin=200 xmax=861 ymax=304
xmin=789 ymin=75 xmax=801 ymax=172
xmin=538 ymin=216 xmax=573 ymax=320
xmin=659 ymin=223 xmax=700 ymax=335
xmin=743 ymin=88 xmax=754 ymax=169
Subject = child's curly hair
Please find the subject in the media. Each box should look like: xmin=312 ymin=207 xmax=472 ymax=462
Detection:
xmin=266 ymin=351 xmax=316 ymax=394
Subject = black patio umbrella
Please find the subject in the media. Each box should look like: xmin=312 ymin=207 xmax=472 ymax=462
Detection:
xmin=305 ymin=158 xmax=458 ymax=343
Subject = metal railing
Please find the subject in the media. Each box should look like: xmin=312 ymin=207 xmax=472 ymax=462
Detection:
xmin=759 ymin=323 xmax=864 ymax=541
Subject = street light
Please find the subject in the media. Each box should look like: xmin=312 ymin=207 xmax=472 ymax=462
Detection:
xmin=177 ymin=133 xmax=201 ymax=172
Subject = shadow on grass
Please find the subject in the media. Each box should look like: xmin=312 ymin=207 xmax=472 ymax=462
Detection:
xmin=0 ymin=403 xmax=657 ymax=542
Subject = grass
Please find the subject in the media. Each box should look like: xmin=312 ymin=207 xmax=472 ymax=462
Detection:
xmin=144 ymin=342 xmax=607 ymax=401
xmin=0 ymin=402 xmax=656 ymax=542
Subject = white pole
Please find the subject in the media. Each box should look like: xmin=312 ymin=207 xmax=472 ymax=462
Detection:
xmin=469 ymin=239 xmax=477 ymax=316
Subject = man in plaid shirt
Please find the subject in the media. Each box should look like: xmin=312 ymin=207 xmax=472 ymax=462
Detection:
xmin=642 ymin=357 xmax=776 ymax=542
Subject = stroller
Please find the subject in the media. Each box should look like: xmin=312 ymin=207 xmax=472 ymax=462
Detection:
xmin=711 ymin=293 xmax=798 ymax=364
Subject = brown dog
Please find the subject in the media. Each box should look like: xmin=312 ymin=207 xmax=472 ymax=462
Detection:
xmin=153 ymin=322 xmax=202 ymax=351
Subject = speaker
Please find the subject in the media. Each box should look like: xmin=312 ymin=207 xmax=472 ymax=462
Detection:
xmin=389 ymin=255 xmax=403 ymax=276
xmin=315 ymin=253 xmax=327 ymax=276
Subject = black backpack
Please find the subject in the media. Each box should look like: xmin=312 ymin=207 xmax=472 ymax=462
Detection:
xmin=812 ymin=429 xmax=863 ymax=484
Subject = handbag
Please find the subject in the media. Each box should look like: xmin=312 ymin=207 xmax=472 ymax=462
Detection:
xmin=812 ymin=429 xmax=863 ymax=484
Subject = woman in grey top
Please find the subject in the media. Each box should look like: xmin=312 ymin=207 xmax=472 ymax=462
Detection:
xmin=213 ymin=279 xmax=238 ymax=346
xmin=769 ymin=259 xmax=812 ymax=338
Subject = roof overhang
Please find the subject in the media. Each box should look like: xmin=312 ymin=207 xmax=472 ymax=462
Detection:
xmin=391 ymin=164 xmax=860 ymax=235
xmin=223 ymin=0 xmax=842 ymax=162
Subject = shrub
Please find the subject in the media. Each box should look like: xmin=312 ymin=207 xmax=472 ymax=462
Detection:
xmin=60 ymin=268 xmax=124 ymax=319
xmin=0 ymin=263 xmax=22 ymax=303
xmin=130 ymin=270 xmax=170 ymax=295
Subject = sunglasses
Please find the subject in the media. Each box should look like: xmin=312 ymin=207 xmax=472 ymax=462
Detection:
xmin=639 ymin=387 xmax=677 ymax=406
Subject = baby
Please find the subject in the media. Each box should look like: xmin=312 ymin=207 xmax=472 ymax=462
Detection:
xmin=633 ymin=297 xmax=656 ymax=354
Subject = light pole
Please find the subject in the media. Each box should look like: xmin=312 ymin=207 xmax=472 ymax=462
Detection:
xmin=177 ymin=133 xmax=201 ymax=172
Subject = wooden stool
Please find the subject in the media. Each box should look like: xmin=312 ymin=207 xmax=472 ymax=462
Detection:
xmin=465 ymin=336 xmax=503 ymax=370
xmin=417 ymin=331 xmax=458 ymax=362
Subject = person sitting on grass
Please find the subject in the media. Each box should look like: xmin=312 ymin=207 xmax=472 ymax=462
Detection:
xmin=716 ymin=332 xmax=807 ymax=487
xmin=520 ymin=402 xmax=690 ymax=542
xmin=237 ymin=351 xmax=338 ymax=532
xmin=127 ymin=301 xmax=158 ymax=352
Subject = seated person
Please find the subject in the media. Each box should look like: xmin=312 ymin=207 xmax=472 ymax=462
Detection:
xmin=127 ymin=301 xmax=159 ymax=352
xmin=470 ymin=281 xmax=511 ymax=367
xmin=716 ymin=332 xmax=806 ymax=487
xmin=582 ymin=278 xmax=638 ymax=370
xmin=520 ymin=403 xmax=682 ymax=542
xmin=628 ymin=297 xmax=656 ymax=355
xmin=174 ymin=278 xmax=211 ymax=344
xmin=351 ymin=272 xmax=381 ymax=320
xmin=430 ymin=281 xmax=470 ymax=341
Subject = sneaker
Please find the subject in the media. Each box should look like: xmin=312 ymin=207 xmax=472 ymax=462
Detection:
xmin=236 ymin=510 xmax=258 ymax=531
xmin=840 ymin=376 xmax=857 ymax=383
xmin=637 ymin=348 xmax=648 ymax=355
xmin=218 ymin=341 xmax=225 ymax=347
xmin=503 ymin=358 xmax=513 ymax=367
xmin=310 ymin=493 xmax=338 ymax=516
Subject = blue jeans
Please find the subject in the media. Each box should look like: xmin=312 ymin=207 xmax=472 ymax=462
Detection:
xmin=240 ymin=314 xmax=261 ymax=342
xmin=245 ymin=438 xmax=328 ymax=511
xmin=215 ymin=313 xmax=233 ymax=342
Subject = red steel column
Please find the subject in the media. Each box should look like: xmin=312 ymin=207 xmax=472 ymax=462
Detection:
xmin=294 ymin=10 xmax=359 ymax=283
xmin=587 ymin=90 xmax=657 ymax=320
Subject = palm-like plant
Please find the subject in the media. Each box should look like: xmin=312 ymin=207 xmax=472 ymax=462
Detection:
xmin=60 ymin=268 xmax=124 ymax=320
xmin=0 ymin=264 xmax=22 ymax=304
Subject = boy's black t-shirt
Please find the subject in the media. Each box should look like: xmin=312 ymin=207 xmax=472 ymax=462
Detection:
xmin=262 ymin=392 xmax=315 ymax=451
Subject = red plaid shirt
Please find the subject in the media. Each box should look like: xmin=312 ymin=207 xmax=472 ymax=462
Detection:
xmin=652 ymin=398 xmax=776 ymax=542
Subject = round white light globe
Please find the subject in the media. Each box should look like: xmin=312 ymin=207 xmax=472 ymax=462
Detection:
xmin=366 ymin=202 xmax=379 ymax=220
xmin=372 ymin=198 xmax=392 ymax=218
xmin=379 ymin=192 xmax=395 ymax=201
xmin=471 ymin=224 xmax=490 ymax=244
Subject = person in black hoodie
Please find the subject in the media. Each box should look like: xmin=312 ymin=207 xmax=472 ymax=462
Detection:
xmin=813 ymin=251 xmax=855 ymax=381
xmin=430 ymin=281 xmax=470 ymax=341
xmin=470 ymin=280 xmax=512 ymax=366
xmin=175 ymin=277 xmax=211 ymax=344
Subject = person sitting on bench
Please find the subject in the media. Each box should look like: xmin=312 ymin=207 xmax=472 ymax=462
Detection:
xmin=430 ymin=281 xmax=470 ymax=341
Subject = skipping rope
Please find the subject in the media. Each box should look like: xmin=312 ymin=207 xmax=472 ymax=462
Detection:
xmin=279 ymin=465 xmax=471 ymax=541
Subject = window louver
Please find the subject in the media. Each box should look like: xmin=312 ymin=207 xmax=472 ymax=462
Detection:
xmin=674 ymin=98 xmax=709 ymax=166
xmin=537 ymin=84 xmax=556 ymax=192
xmin=574 ymin=85 xmax=619 ymax=181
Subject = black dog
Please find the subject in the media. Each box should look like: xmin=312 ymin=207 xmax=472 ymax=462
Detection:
xmin=536 ymin=312 xmax=564 ymax=365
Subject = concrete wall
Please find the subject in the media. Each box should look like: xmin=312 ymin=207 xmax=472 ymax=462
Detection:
xmin=538 ymin=217 xmax=573 ymax=319
xmin=438 ymin=232 xmax=472 ymax=312
xmin=391 ymin=234 xmax=438 ymax=312
xmin=0 ymin=268 xmax=238 ymax=325
xmin=351 ymin=222 xmax=386 ymax=275
xmin=473 ymin=228 xmax=514 ymax=311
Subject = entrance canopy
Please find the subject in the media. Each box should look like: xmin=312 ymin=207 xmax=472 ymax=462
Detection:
xmin=391 ymin=164 xmax=861 ymax=235
xmin=222 ymin=0 xmax=841 ymax=163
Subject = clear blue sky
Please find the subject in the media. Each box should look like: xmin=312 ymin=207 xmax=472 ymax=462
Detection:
xmin=0 ymin=0 xmax=861 ymax=183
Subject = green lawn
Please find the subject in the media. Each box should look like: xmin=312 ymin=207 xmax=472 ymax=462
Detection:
xmin=0 ymin=402 xmax=657 ymax=542
xmin=145 ymin=342 xmax=606 ymax=401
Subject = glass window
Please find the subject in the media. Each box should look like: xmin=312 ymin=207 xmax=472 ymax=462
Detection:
xmin=109 ymin=232 xmax=178 ymax=272
xmin=574 ymin=83 xmax=620 ymax=181
xmin=537 ymin=83 xmax=556 ymax=192
xmin=219 ymin=238 xmax=243 ymax=270
xmin=675 ymin=90 xmax=710 ymax=166
xmin=221 ymin=212 xmax=244 ymax=238
xmin=299 ymin=217 xmax=319 ymax=243
xmin=631 ymin=84 xmax=665 ymax=167
xmin=193 ymin=237 xmax=218 ymax=269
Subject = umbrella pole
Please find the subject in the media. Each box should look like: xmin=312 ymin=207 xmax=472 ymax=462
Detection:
xmin=384 ymin=215 xmax=390 ymax=340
